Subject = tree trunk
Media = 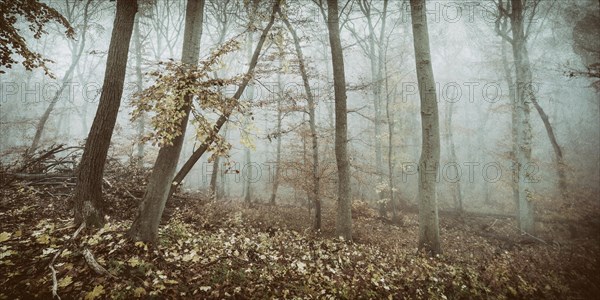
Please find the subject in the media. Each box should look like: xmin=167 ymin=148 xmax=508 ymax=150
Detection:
xmin=383 ymin=44 xmax=400 ymax=224
xmin=73 ymin=0 xmax=137 ymax=227
xmin=500 ymin=40 xmax=523 ymax=220
xmin=207 ymin=25 xmax=230 ymax=201
xmin=167 ymin=1 xmax=280 ymax=198
xmin=355 ymin=0 xmax=388 ymax=218
xmin=244 ymin=31 xmax=255 ymax=205
xmin=530 ymin=96 xmax=568 ymax=201
xmin=510 ymin=0 xmax=535 ymax=235
xmin=209 ymin=156 xmax=219 ymax=200
xmin=133 ymin=14 xmax=146 ymax=167
xmin=410 ymin=0 xmax=441 ymax=256
xmin=445 ymin=101 xmax=463 ymax=212
xmin=279 ymin=10 xmax=321 ymax=230
xmin=375 ymin=1 xmax=396 ymax=221
xmin=244 ymin=146 xmax=252 ymax=203
xmin=269 ymin=71 xmax=282 ymax=205
xmin=128 ymin=0 xmax=204 ymax=242
xmin=327 ymin=0 xmax=352 ymax=241
xmin=220 ymin=124 xmax=230 ymax=198
xmin=378 ymin=0 xmax=389 ymax=219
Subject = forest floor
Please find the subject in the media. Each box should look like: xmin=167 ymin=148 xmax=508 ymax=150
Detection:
xmin=0 ymin=183 xmax=599 ymax=299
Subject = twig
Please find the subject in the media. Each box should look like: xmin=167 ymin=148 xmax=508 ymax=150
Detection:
xmin=509 ymin=222 xmax=548 ymax=245
xmin=122 ymin=188 xmax=139 ymax=200
xmin=49 ymin=222 xmax=86 ymax=299
xmin=102 ymin=178 xmax=113 ymax=188
xmin=486 ymin=219 xmax=498 ymax=231
xmin=21 ymin=144 xmax=65 ymax=172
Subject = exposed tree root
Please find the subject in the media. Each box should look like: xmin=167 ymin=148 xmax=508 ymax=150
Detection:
xmin=49 ymin=222 xmax=85 ymax=299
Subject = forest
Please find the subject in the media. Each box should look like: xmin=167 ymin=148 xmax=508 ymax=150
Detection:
xmin=0 ymin=0 xmax=599 ymax=298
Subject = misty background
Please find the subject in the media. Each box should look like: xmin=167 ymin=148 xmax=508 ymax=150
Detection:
xmin=1 ymin=0 xmax=598 ymax=218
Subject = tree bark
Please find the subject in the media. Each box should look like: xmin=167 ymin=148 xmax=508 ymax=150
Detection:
xmin=383 ymin=41 xmax=400 ymax=224
xmin=327 ymin=0 xmax=352 ymax=241
xmin=73 ymin=0 xmax=137 ymax=227
xmin=244 ymin=31 xmax=255 ymax=205
xmin=269 ymin=69 xmax=282 ymax=205
xmin=128 ymin=0 xmax=204 ymax=242
xmin=410 ymin=0 xmax=442 ymax=255
xmin=209 ymin=156 xmax=219 ymax=199
xmin=378 ymin=0 xmax=389 ymax=219
xmin=133 ymin=14 xmax=145 ymax=167
xmin=445 ymin=100 xmax=462 ymax=212
xmin=244 ymin=146 xmax=252 ymax=203
xmin=370 ymin=0 xmax=388 ymax=219
xmin=510 ymin=0 xmax=535 ymax=235
xmin=167 ymin=1 xmax=280 ymax=198
xmin=499 ymin=16 xmax=521 ymax=224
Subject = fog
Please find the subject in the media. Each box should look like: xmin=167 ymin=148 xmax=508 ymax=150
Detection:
xmin=2 ymin=0 xmax=597 ymax=214
xmin=1 ymin=0 xmax=599 ymax=298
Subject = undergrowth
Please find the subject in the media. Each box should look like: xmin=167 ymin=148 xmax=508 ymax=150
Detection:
xmin=0 ymin=184 xmax=598 ymax=299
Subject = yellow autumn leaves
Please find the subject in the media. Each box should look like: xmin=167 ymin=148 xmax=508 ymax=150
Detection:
xmin=130 ymin=38 xmax=242 ymax=148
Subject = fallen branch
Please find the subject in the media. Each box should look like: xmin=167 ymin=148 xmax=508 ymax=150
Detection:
xmin=83 ymin=248 xmax=115 ymax=278
xmin=9 ymin=173 xmax=74 ymax=180
xmin=49 ymin=222 xmax=86 ymax=300
xmin=28 ymin=181 xmax=75 ymax=186
xmin=513 ymin=224 xmax=548 ymax=245
xmin=21 ymin=144 xmax=65 ymax=172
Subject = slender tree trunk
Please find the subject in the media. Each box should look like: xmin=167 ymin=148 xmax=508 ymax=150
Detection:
xmin=30 ymin=0 xmax=91 ymax=153
xmin=501 ymin=38 xmax=521 ymax=215
xmin=269 ymin=70 xmax=282 ymax=205
xmin=128 ymin=0 xmax=204 ymax=242
xmin=386 ymin=79 xmax=397 ymax=223
xmin=378 ymin=0 xmax=389 ymax=219
xmin=410 ymin=0 xmax=441 ymax=255
xmin=373 ymin=1 xmax=389 ymax=219
xmin=301 ymin=113 xmax=312 ymax=214
xmin=210 ymin=156 xmax=219 ymax=199
xmin=244 ymin=147 xmax=252 ymax=203
xmin=133 ymin=14 xmax=146 ymax=167
xmin=207 ymin=28 xmax=230 ymax=201
xmin=244 ymin=31 xmax=255 ymax=205
xmin=530 ymin=96 xmax=568 ymax=201
xmin=168 ymin=1 xmax=280 ymax=198
xmin=323 ymin=48 xmax=335 ymax=131
xmin=384 ymin=50 xmax=400 ymax=224
xmin=73 ymin=0 xmax=137 ymax=227
xmin=445 ymin=101 xmax=462 ymax=212
xmin=498 ymin=1 xmax=565 ymax=228
xmin=510 ymin=0 xmax=535 ymax=235
xmin=351 ymin=0 xmax=389 ymax=217
xmin=373 ymin=63 xmax=385 ymax=218
xmin=220 ymin=124 xmax=229 ymax=198
xmin=279 ymin=10 xmax=321 ymax=230
xmin=327 ymin=0 xmax=352 ymax=240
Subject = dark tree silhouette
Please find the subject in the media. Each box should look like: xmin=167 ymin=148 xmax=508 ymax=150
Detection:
xmin=73 ymin=0 xmax=137 ymax=227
